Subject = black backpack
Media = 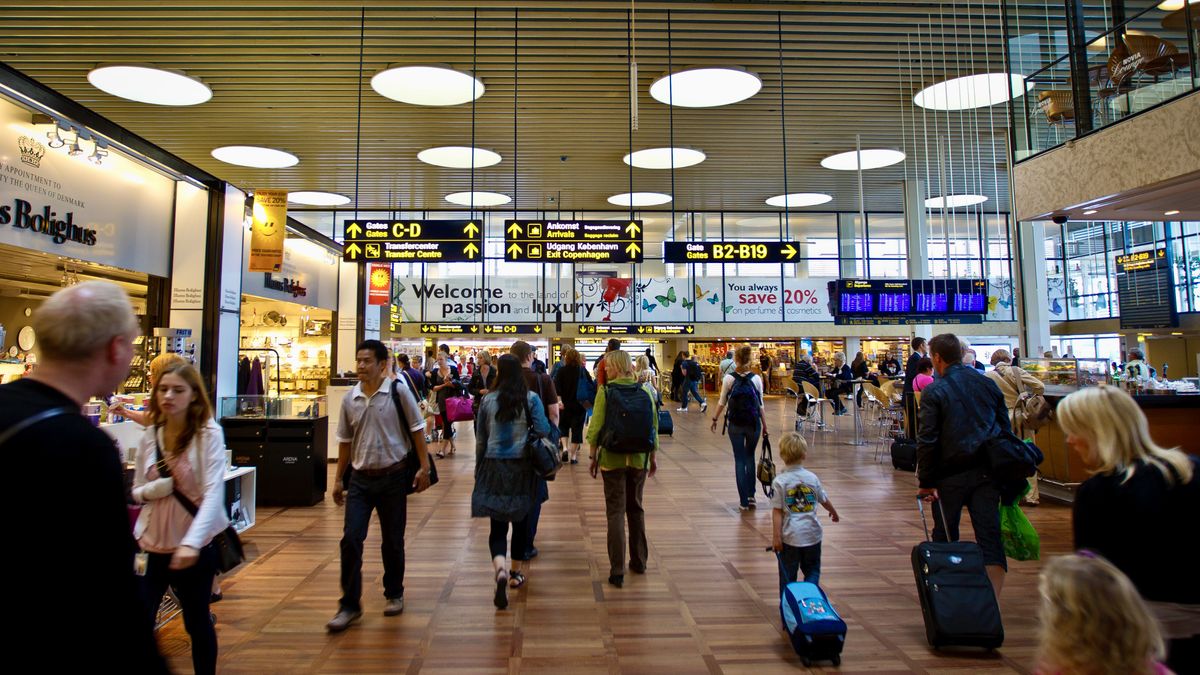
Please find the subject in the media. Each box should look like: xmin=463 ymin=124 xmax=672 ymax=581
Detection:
xmin=687 ymin=360 xmax=703 ymax=382
xmin=599 ymin=383 xmax=656 ymax=454
xmin=727 ymin=372 xmax=762 ymax=427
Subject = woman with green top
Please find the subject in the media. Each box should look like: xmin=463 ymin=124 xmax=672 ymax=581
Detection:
xmin=587 ymin=350 xmax=659 ymax=589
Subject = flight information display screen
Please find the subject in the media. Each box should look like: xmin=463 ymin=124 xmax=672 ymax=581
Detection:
xmin=835 ymin=278 xmax=988 ymax=324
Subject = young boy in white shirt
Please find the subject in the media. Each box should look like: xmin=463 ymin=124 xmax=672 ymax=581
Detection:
xmin=771 ymin=432 xmax=839 ymax=592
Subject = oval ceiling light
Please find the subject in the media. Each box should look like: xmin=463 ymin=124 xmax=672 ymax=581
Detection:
xmin=925 ymin=194 xmax=989 ymax=208
xmin=288 ymin=191 xmax=351 ymax=206
xmin=1157 ymin=0 xmax=1198 ymax=10
xmin=445 ymin=191 xmax=510 ymax=207
xmin=607 ymin=192 xmax=673 ymax=207
xmin=766 ymin=193 xmax=833 ymax=208
xmin=649 ymin=66 xmax=762 ymax=107
xmin=913 ymin=73 xmax=1032 ymax=111
xmin=211 ymin=145 xmax=298 ymax=169
xmin=820 ymin=149 xmax=906 ymax=171
xmin=417 ymin=146 xmax=502 ymax=169
xmin=371 ymin=64 xmax=484 ymax=106
xmin=623 ymin=147 xmax=706 ymax=169
xmin=87 ymin=64 xmax=212 ymax=106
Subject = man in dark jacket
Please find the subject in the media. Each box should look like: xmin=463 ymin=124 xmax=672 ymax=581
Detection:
xmin=902 ymin=336 xmax=928 ymax=438
xmin=916 ymin=333 xmax=1010 ymax=600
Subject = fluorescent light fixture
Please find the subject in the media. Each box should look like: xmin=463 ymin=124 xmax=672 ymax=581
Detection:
xmin=820 ymin=149 xmax=906 ymax=171
xmin=1158 ymin=0 xmax=1198 ymax=10
xmin=211 ymin=145 xmax=299 ymax=169
xmin=1164 ymin=210 xmax=1181 ymax=216
xmin=913 ymin=73 xmax=1032 ymax=111
xmin=445 ymin=191 xmax=510 ymax=206
xmin=371 ymin=64 xmax=484 ymax=106
xmin=649 ymin=66 xmax=761 ymax=108
xmin=925 ymin=194 xmax=988 ymax=208
xmin=623 ymin=147 xmax=706 ymax=169
xmin=417 ymin=146 xmax=502 ymax=169
xmin=288 ymin=191 xmax=351 ymax=206
xmin=607 ymin=192 xmax=672 ymax=207
xmin=87 ymin=64 xmax=212 ymax=106
xmin=766 ymin=193 xmax=833 ymax=208
xmin=1083 ymin=209 xmax=1098 ymax=215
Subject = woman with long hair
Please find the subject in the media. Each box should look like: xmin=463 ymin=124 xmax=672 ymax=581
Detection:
xmin=428 ymin=352 xmax=463 ymax=458
xmin=670 ymin=351 xmax=685 ymax=402
xmin=468 ymin=350 xmax=497 ymax=412
xmin=850 ymin=351 xmax=869 ymax=407
xmin=553 ymin=347 xmax=590 ymax=465
xmin=1058 ymin=385 xmax=1198 ymax=673
xmin=473 ymin=354 xmax=553 ymax=609
xmin=131 ymin=362 xmax=228 ymax=675
xmin=709 ymin=345 xmax=766 ymax=510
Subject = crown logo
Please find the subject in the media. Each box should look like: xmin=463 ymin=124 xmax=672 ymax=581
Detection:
xmin=18 ymin=135 xmax=46 ymax=168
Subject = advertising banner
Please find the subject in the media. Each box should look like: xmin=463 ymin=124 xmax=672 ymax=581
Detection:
xmin=368 ymin=264 xmax=391 ymax=306
xmin=249 ymin=188 xmax=287 ymax=272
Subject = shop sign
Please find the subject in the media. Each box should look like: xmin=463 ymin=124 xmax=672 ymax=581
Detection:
xmin=0 ymin=98 xmax=174 ymax=277
xmin=262 ymin=273 xmax=307 ymax=297
xmin=241 ymin=229 xmax=338 ymax=310
xmin=690 ymin=277 xmax=836 ymax=323
xmin=504 ymin=219 xmax=644 ymax=263
xmin=248 ymin=189 xmax=287 ymax=272
xmin=367 ymin=263 xmax=391 ymax=306
xmin=342 ymin=220 xmax=481 ymax=263
xmin=663 ymin=241 xmax=800 ymax=264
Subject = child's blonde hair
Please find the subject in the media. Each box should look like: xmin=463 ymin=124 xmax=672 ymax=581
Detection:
xmin=779 ymin=432 xmax=808 ymax=465
xmin=1037 ymin=554 xmax=1164 ymax=675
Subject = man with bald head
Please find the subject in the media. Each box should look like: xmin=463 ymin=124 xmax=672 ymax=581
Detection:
xmin=0 ymin=281 xmax=166 ymax=671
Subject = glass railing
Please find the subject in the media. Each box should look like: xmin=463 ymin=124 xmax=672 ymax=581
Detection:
xmin=1015 ymin=3 xmax=1197 ymax=160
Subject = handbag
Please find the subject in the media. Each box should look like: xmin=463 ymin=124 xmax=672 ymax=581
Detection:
xmin=390 ymin=380 xmax=440 ymax=495
xmin=444 ymin=395 xmax=476 ymax=422
xmin=1008 ymin=366 xmax=1051 ymax=434
xmin=756 ymin=432 xmax=776 ymax=497
xmin=524 ymin=402 xmax=562 ymax=480
xmin=152 ymin=429 xmax=245 ymax=573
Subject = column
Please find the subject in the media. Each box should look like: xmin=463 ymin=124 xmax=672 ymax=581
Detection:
xmin=1019 ymin=221 xmax=1052 ymax=356
xmin=837 ymin=213 xmax=857 ymax=278
xmin=336 ymin=260 xmax=360 ymax=375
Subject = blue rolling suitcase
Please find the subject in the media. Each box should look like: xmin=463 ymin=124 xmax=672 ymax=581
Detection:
xmin=778 ymin=556 xmax=847 ymax=666
xmin=657 ymin=408 xmax=673 ymax=436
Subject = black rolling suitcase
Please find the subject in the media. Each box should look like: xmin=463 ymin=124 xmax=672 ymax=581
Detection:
xmin=911 ymin=497 xmax=1004 ymax=650
xmin=891 ymin=439 xmax=917 ymax=471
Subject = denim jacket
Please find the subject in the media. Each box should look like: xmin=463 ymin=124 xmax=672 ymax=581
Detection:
xmin=475 ymin=391 xmax=551 ymax=460
xmin=915 ymin=363 xmax=1011 ymax=488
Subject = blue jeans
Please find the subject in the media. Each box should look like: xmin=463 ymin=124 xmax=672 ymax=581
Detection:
xmin=778 ymin=542 xmax=822 ymax=594
xmin=681 ymin=380 xmax=705 ymax=409
xmin=728 ymin=421 xmax=761 ymax=506
xmin=340 ymin=470 xmax=408 ymax=611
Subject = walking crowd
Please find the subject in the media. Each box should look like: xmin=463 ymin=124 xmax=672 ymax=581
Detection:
xmin=3 ymin=280 xmax=1197 ymax=673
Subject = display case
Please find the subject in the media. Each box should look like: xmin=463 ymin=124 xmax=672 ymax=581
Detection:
xmin=1018 ymin=357 xmax=1110 ymax=395
xmin=220 ymin=395 xmax=327 ymax=419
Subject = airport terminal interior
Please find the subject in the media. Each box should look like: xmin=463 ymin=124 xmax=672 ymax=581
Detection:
xmin=0 ymin=0 xmax=1197 ymax=672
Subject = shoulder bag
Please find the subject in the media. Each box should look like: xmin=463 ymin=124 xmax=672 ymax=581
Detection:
xmin=756 ymin=432 xmax=776 ymax=497
xmin=154 ymin=428 xmax=245 ymax=573
xmin=0 ymin=406 xmax=76 ymax=447
xmin=1007 ymin=366 xmax=1052 ymax=434
xmin=524 ymin=400 xmax=562 ymax=480
xmin=390 ymin=380 xmax=440 ymax=495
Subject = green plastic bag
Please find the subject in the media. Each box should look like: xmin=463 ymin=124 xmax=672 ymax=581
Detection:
xmin=999 ymin=502 xmax=1040 ymax=561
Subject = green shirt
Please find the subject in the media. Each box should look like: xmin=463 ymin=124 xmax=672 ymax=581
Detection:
xmin=586 ymin=376 xmax=659 ymax=471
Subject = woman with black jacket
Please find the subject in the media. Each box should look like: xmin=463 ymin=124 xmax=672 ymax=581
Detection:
xmin=468 ymin=351 xmax=497 ymax=412
xmin=428 ymin=352 xmax=463 ymax=457
xmin=670 ymin=352 xmax=685 ymax=402
xmin=553 ymin=347 xmax=590 ymax=465
xmin=851 ymin=351 xmax=870 ymax=407
xmin=829 ymin=351 xmax=853 ymax=415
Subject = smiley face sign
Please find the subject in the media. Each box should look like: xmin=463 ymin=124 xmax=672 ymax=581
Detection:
xmin=249 ymin=189 xmax=288 ymax=272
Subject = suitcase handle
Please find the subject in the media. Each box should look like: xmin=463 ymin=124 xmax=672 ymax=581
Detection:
xmin=916 ymin=495 xmax=949 ymax=543
xmin=766 ymin=547 xmax=793 ymax=581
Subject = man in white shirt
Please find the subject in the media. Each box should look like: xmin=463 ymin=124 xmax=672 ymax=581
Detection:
xmin=327 ymin=340 xmax=432 ymax=632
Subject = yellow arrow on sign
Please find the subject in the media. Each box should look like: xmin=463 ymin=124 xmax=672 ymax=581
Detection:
xmin=625 ymin=242 xmax=641 ymax=257
xmin=625 ymin=221 xmax=641 ymax=237
xmin=345 ymin=242 xmax=362 ymax=259
xmin=469 ymin=326 xmax=479 ymax=333
xmin=685 ymin=326 xmax=694 ymax=334
xmin=463 ymin=221 xmax=480 ymax=237
xmin=507 ymin=243 xmax=523 ymax=257
xmin=484 ymin=326 xmax=493 ymax=333
xmin=782 ymin=244 xmax=798 ymax=260
xmin=637 ymin=326 xmax=645 ymax=334
xmin=346 ymin=222 xmax=363 ymax=238
xmin=507 ymin=222 xmax=523 ymax=237
xmin=533 ymin=325 xmax=542 ymax=333
xmin=464 ymin=242 xmax=480 ymax=259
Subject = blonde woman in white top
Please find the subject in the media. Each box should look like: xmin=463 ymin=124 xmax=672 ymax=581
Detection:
xmin=709 ymin=345 xmax=767 ymax=510
xmin=131 ymin=362 xmax=228 ymax=675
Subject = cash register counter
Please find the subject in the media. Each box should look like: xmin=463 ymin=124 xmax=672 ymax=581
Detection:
xmin=1032 ymin=387 xmax=1200 ymax=503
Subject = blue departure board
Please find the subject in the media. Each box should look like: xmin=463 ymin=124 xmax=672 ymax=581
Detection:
xmin=877 ymin=281 xmax=912 ymax=313
xmin=951 ymin=279 xmax=989 ymax=313
xmin=839 ymin=292 xmax=874 ymax=314
xmin=914 ymin=291 xmax=948 ymax=313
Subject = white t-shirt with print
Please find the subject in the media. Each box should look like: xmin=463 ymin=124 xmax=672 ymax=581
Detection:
xmin=770 ymin=465 xmax=829 ymax=547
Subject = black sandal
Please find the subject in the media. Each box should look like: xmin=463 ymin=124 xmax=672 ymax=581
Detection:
xmin=508 ymin=570 xmax=527 ymax=589
xmin=494 ymin=569 xmax=509 ymax=609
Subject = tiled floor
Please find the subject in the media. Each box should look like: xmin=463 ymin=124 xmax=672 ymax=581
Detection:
xmin=159 ymin=398 xmax=1071 ymax=673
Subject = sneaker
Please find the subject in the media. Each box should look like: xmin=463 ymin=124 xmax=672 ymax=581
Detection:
xmin=325 ymin=608 xmax=362 ymax=632
xmin=738 ymin=504 xmax=751 ymax=511
xmin=701 ymin=402 xmax=708 ymax=413
xmin=747 ymin=501 xmax=757 ymax=510
xmin=676 ymin=407 xmax=687 ymax=412
xmin=383 ymin=597 xmax=404 ymax=616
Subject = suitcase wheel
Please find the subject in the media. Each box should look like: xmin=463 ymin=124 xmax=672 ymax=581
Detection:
xmin=832 ymin=655 xmax=841 ymax=666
